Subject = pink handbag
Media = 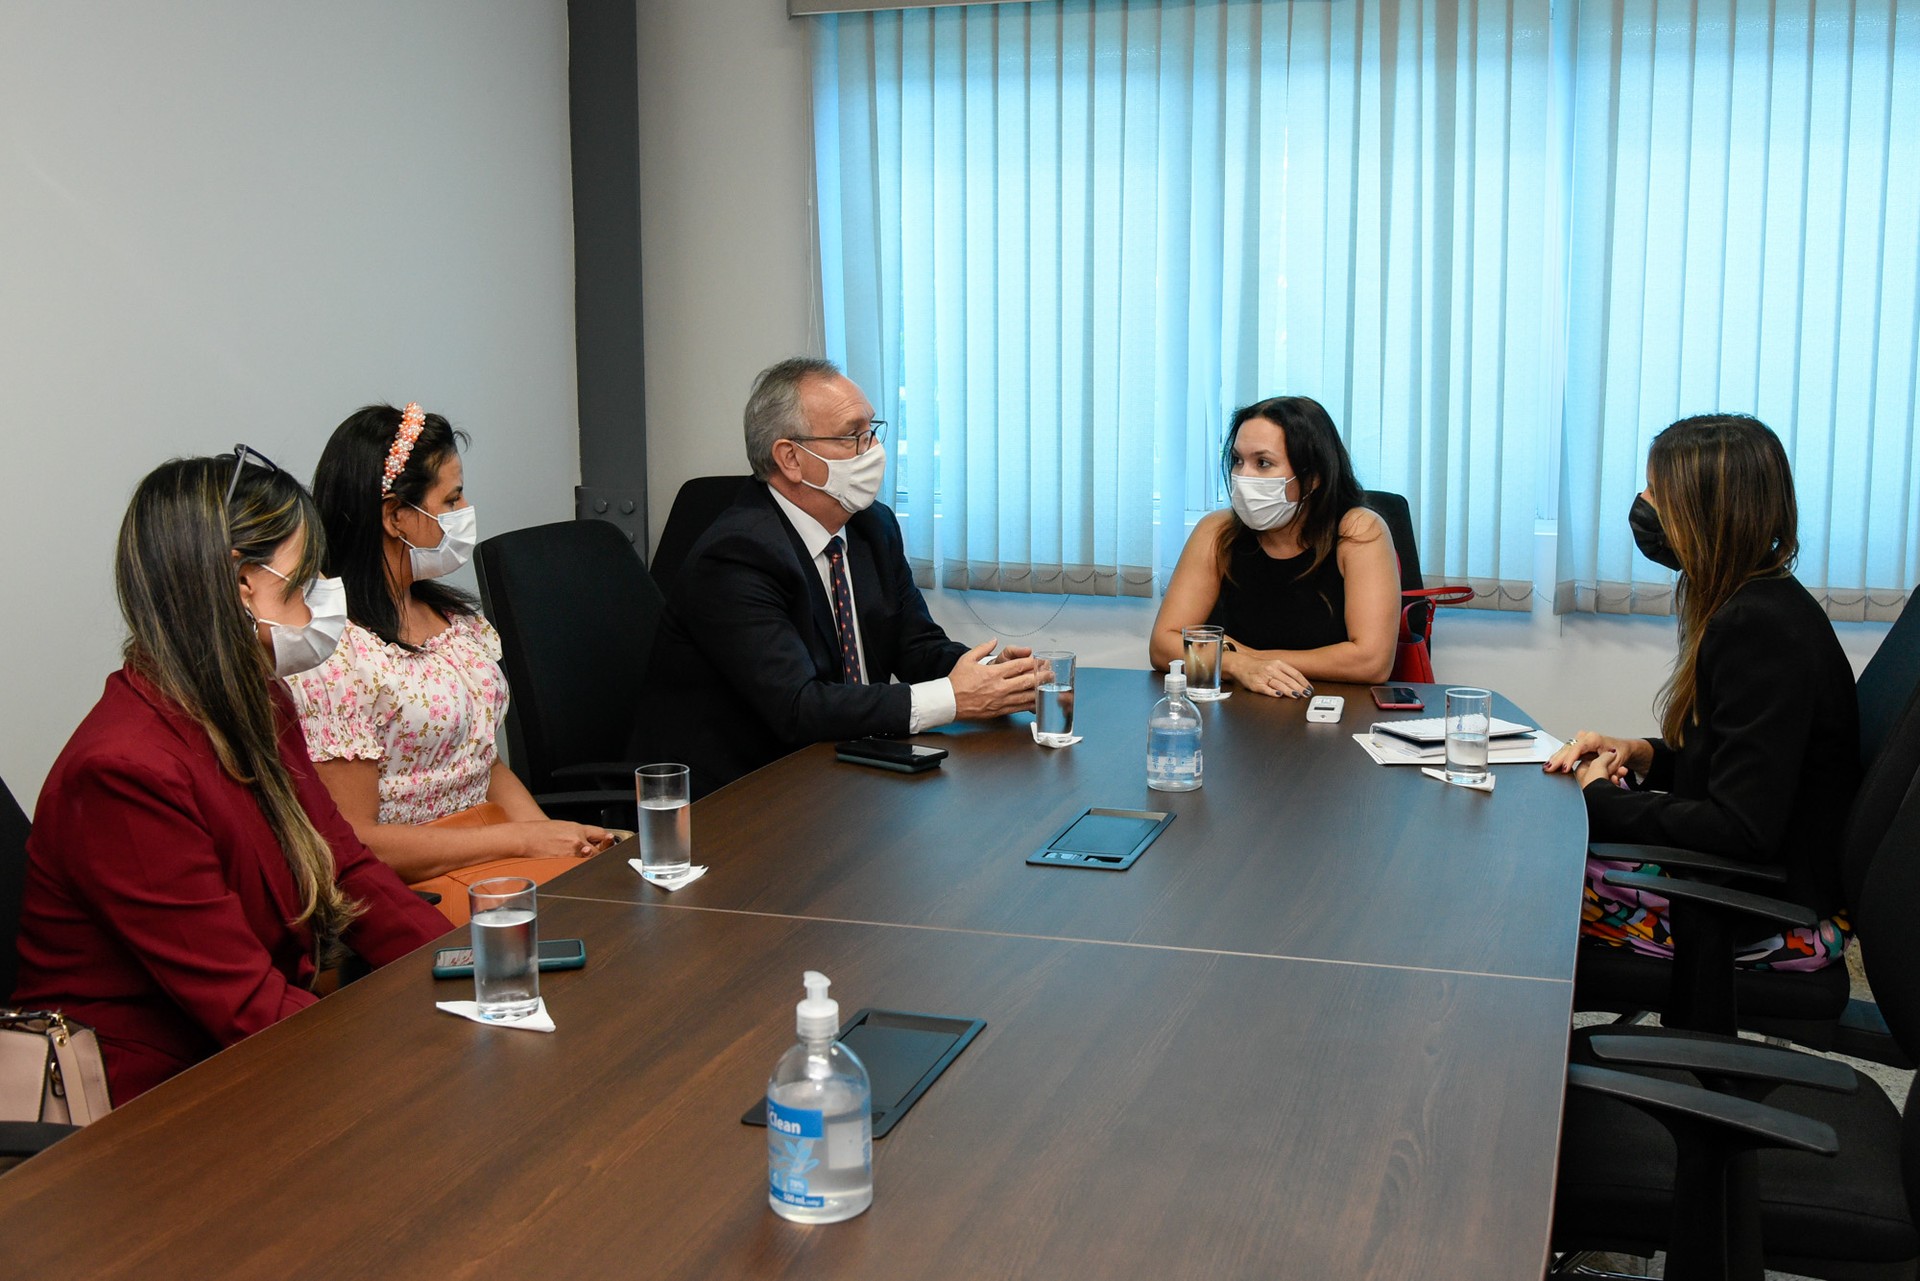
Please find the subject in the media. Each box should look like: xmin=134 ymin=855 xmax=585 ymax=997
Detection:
xmin=0 ymin=1010 xmax=113 ymax=1126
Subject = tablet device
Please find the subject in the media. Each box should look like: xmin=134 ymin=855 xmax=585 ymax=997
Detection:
xmin=835 ymin=738 xmax=949 ymax=773
xmin=741 ymin=1008 xmax=985 ymax=1138
xmin=1369 ymin=716 xmax=1535 ymax=746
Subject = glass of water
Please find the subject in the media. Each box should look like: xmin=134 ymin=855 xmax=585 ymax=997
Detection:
xmin=1034 ymin=650 xmax=1077 ymax=745
xmin=1181 ymin=625 xmax=1230 ymax=701
xmin=1444 ymin=687 xmax=1493 ymax=785
xmin=468 ymin=877 xmax=539 ymax=1020
xmin=636 ymin=763 xmax=692 ymax=875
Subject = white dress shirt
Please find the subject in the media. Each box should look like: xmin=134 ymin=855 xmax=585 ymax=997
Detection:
xmin=768 ymin=486 xmax=957 ymax=732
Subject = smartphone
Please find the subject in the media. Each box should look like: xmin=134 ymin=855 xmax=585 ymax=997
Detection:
xmin=1369 ymin=685 xmax=1425 ymax=711
xmin=835 ymin=737 xmax=949 ymax=773
xmin=431 ymin=938 xmax=588 ymax=979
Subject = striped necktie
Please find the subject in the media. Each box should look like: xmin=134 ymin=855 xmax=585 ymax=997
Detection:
xmin=825 ymin=536 xmax=864 ymax=684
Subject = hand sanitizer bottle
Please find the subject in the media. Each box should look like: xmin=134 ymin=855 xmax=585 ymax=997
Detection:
xmin=767 ymin=971 xmax=873 ymax=1223
xmin=1147 ymin=660 xmax=1204 ymax=791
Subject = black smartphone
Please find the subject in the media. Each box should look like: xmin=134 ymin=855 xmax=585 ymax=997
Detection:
xmin=431 ymin=938 xmax=588 ymax=979
xmin=1369 ymin=685 xmax=1425 ymax=711
xmin=835 ymin=737 xmax=949 ymax=773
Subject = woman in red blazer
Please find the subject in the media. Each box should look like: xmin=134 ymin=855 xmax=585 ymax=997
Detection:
xmin=12 ymin=450 xmax=449 ymax=1102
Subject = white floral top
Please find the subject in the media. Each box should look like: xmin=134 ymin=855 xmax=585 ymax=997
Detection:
xmin=285 ymin=614 xmax=509 ymax=825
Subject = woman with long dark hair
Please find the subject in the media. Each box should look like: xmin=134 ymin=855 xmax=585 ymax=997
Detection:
xmin=286 ymin=404 xmax=612 ymax=921
xmin=1545 ymin=414 xmax=1859 ymax=968
xmin=1150 ymin=395 xmax=1399 ymax=695
xmin=13 ymin=452 xmax=447 ymax=1102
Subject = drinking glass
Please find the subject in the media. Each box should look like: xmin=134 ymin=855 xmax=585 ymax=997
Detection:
xmin=1034 ymin=650 xmax=1077 ymax=745
xmin=468 ymin=877 xmax=539 ymax=1020
xmin=1182 ymin=625 xmax=1229 ymax=701
xmin=636 ymin=763 xmax=693 ymax=874
xmin=1444 ymin=688 xmax=1493 ymax=785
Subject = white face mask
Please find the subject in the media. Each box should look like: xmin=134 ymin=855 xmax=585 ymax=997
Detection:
xmin=403 ymin=503 xmax=478 ymax=580
xmin=798 ymin=442 xmax=887 ymax=515
xmin=1228 ymin=473 xmax=1301 ymax=532
xmin=255 ymin=570 xmax=348 ymax=678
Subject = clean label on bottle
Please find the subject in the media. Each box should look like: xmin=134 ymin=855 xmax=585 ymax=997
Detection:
xmin=768 ymin=1096 xmax=871 ymax=1211
xmin=768 ymin=1098 xmax=828 ymax=1209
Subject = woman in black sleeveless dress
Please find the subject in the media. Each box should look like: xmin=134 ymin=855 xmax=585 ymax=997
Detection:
xmin=1150 ymin=396 xmax=1399 ymax=696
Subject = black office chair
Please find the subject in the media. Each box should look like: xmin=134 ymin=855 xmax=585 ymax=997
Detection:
xmin=1822 ymin=586 xmax=1920 ymax=1064
xmin=1364 ymin=490 xmax=1473 ymax=683
xmin=1858 ymin=585 xmax=1920 ymax=768
xmin=1550 ymin=763 xmax=1920 ymax=1280
xmin=0 ymin=774 xmax=28 ymax=1004
xmin=1573 ymin=591 xmax=1920 ymax=1054
xmin=650 ymin=475 xmax=750 ymax=598
xmin=0 ymin=774 xmax=82 ymax=1164
xmin=474 ymin=519 xmax=663 ymax=827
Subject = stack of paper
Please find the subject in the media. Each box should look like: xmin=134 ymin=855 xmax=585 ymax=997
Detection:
xmin=1353 ymin=729 xmax=1564 ymax=766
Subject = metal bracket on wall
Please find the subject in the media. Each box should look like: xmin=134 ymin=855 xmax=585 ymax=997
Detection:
xmin=575 ymin=486 xmax=646 ymax=554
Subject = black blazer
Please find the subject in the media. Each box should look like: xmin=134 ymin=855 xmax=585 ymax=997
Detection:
xmin=639 ymin=482 xmax=969 ymax=797
xmin=1583 ymin=574 xmax=1860 ymax=915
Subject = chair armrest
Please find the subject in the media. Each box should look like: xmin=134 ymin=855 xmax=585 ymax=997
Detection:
xmin=1402 ymin=585 xmax=1476 ymax=606
xmin=0 ymin=1120 xmax=80 ymax=1158
xmin=549 ymin=762 xmax=638 ymax=787
xmin=1589 ymin=842 xmax=1787 ymax=884
xmin=1566 ymin=1064 xmax=1837 ymax=1156
xmin=535 ymin=787 xmax=631 ymax=808
xmin=533 ymin=788 xmax=634 ymax=827
xmin=1588 ymin=1029 xmax=1857 ymax=1093
xmin=1600 ymin=870 xmax=1817 ymax=930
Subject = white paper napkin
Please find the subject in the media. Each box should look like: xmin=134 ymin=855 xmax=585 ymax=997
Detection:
xmin=435 ymin=997 xmax=556 ymax=1032
xmin=628 ymin=858 xmax=709 ymax=890
xmin=1031 ymin=723 xmax=1084 ymax=749
xmin=1420 ymin=766 xmax=1496 ymax=793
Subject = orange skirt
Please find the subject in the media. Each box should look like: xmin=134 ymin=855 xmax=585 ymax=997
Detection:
xmin=408 ymin=803 xmax=595 ymax=927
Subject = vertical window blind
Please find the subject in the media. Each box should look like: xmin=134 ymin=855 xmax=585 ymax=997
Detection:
xmin=811 ymin=0 xmax=1920 ymax=616
xmin=1556 ymin=0 xmax=1920 ymax=620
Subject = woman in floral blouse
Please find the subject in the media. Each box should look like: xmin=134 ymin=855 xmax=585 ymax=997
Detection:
xmin=286 ymin=403 xmax=614 ymax=922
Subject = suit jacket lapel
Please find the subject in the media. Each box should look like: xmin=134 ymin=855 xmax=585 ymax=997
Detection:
xmin=761 ymin=491 xmax=844 ymax=678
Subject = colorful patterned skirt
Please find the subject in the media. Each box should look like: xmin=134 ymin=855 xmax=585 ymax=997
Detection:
xmin=1581 ymin=858 xmax=1850 ymax=971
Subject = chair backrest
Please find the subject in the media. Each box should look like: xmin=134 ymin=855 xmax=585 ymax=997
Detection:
xmin=1857 ymin=767 xmax=1920 ymax=1072
xmin=1840 ymin=673 xmax=1920 ymax=911
xmin=1 ymin=776 xmax=31 ymax=1001
xmin=1856 ymin=586 xmax=1920 ymax=768
xmin=1362 ymin=490 xmax=1424 ymax=593
xmin=650 ymin=475 xmax=751 ymax=598
xmin=474 ymin=519 xmax=664 ymax=795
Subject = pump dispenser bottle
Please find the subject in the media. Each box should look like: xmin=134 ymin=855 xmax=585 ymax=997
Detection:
xmin=1147 ymin=660 xmax=1204 ymax=791
xmin=767 ymin=971 xmax=873 ymax=1223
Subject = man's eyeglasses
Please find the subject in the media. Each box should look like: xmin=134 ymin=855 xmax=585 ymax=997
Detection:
xmin=224 ymin=443 xmax=281 ymax=510
xmin=788 ymin=420 xmax=887 ymax=455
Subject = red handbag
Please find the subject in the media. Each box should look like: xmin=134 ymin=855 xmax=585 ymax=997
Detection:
xmin=1392 ymin=585 xmax=1476 ymax=683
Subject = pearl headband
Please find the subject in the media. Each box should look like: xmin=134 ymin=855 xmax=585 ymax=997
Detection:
xmin=380 ymin=403 xmax=427 ymax=495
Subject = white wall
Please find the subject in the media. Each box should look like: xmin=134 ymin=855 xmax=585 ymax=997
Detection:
xmin=633 ymin=0 xmax=1893 ymax=739
xmin=0 ymin=1 xmax=580 ymax=806
xmin=636 ymin=0 xmax=819 ymax=537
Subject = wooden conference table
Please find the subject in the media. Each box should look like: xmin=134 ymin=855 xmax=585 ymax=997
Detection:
xmin=0 ymin=671 xmax=1588 ymax=1279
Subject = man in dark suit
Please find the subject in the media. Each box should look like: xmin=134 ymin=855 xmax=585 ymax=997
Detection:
xmin=642 ymin=357 xmax=1041 ymax=796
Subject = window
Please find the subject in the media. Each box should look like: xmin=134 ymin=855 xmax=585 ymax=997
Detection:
xmin=811 ymin=0 xmax=1920 ymax=617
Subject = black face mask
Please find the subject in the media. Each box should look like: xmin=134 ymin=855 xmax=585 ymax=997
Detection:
xmin=1629 ymin=494 xmax=1682 ymax=571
